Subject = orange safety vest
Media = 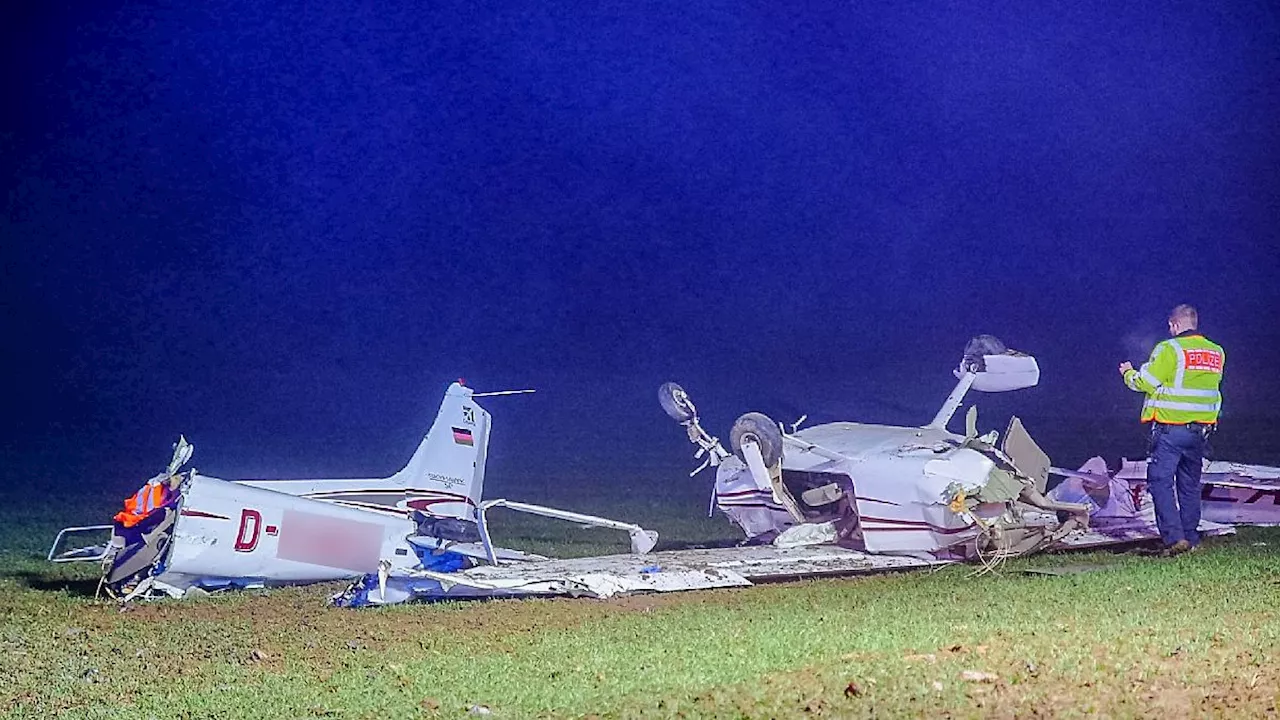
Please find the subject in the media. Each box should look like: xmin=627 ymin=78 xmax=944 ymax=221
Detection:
xmin=113 ymin=483 xmax=168 ymax=528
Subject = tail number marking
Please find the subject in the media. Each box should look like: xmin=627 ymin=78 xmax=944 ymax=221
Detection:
xmin=235 ymin=509 xmax=263 ymax=552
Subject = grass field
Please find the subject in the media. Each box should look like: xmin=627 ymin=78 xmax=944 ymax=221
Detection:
xmin=3 ymin=482 xmax=1279 ymax=720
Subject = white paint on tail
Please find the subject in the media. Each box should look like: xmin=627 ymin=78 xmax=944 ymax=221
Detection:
xmin=231 ymin=382 xmax=490 ymax=519
xmin=398 ymin=382 xmax=491 ymax=520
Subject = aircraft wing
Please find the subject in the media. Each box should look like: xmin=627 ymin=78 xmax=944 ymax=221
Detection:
xmin=1048 ymin=466 xmax=1114 ymax=486
xmin=1051 ymin=518 xmax=1235 ymax=550
xmin=335 ymin=545 xmax=949 ymax=606
xmin=1200 ymin=470 xmax=1280 ymax=526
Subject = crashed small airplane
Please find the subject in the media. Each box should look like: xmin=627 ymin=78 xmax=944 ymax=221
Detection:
xmin=341 ymin=336 xmax=1271 ymax=605
xmin=329 ymin=336 xmax=1270 ymax=605
xmin=49 ymin=341 xmax=1277 ymax=607
xmin=48 ymin=383 xmax=659 ymax=602
xmin=653 ymin=335 xmax=1245 ymax=566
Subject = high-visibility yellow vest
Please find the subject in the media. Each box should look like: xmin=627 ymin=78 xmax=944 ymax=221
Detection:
xmin=1123 ymin=333 xmax=1225 ymax=424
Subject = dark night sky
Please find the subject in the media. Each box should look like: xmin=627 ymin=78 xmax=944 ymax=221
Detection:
xmin=3 ymin=1 xmax=1279 ymax=491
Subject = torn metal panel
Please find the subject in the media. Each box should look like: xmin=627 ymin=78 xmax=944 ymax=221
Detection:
xmin=1001 ymin=416 xmax=1050 ymax=493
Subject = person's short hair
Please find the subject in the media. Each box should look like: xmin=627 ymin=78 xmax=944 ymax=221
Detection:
xmin=1169 ymin=304 xmax=1198 ymax=328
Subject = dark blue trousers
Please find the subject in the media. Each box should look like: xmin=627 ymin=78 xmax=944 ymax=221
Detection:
xmin=1147 ymin=423 xmax=1208 ymax=547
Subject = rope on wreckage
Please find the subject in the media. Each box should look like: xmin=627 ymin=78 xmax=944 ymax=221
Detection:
xmin=945 ymin=489 xmax=1011 ymax=577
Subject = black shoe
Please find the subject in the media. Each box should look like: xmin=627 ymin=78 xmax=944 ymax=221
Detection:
xmin=1160 ymin=539 xmax=1192 ymax=557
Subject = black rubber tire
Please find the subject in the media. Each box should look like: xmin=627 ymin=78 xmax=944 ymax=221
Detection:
xmin=658 ymin=382 xmax=696 ymax=423
xmin=962 ymin=334 xmax=1008 ymax=372
xmin=730 ymin=412 xmax=784 ymax=467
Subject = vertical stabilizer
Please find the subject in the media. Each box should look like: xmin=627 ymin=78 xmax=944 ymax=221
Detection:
xmin=394 ymin=382 xmax=491 ymax=520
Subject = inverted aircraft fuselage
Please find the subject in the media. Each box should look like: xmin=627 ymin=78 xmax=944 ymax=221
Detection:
xmin=662 ymin=336 xmax=1101 ymax=560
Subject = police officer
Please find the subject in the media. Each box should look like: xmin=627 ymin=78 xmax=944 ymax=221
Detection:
xmin=1118 ymin=304 xmax=1225 ymax=555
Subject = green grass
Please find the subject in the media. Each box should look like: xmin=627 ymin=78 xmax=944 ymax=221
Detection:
xmin=3 ymin=496 xmax=1280 ymax=718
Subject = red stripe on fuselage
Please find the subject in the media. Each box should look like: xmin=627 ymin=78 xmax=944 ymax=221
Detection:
xmin=180 ymin=509 xmax=230 ymax=521
xmin=860 ymin=516 xmax=976 ymax=534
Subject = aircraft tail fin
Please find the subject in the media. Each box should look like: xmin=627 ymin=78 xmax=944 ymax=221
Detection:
xmin=392 ymin=382 xmax=491 ymax=520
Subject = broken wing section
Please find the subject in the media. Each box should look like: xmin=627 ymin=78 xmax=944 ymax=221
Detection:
xmin=1092 ymin=457 xmax=1280 ymax=528
xmin=333 ymin=545 xmax=945 ymax=606
xmin=1045 ymin=456 xmax=1236 ymax=547
xmin=1199 ymin=461 xmax=1280 ymax=526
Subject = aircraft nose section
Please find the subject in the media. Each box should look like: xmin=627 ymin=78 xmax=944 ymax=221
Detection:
xmin=922 ymin=449 xmax=1001 ymax=504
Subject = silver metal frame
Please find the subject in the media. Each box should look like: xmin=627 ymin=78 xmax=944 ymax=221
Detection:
xmin=474 ymin=499 xmax=658 ymax=565
xmin=46 ymin=525 xmax=114 ymax=563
